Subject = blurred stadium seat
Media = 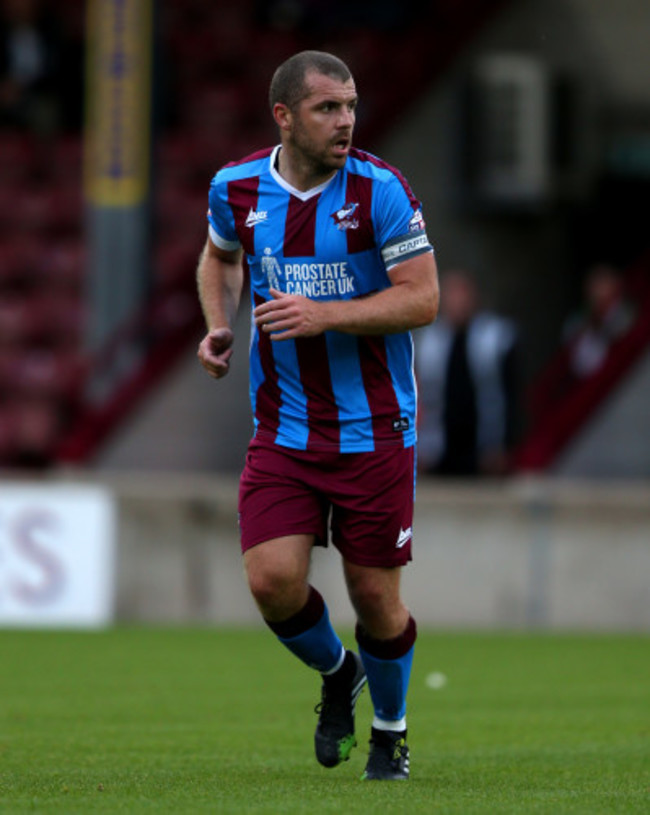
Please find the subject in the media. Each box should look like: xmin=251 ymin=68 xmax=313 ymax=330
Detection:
xmin=0 ymin=0 xmax=514 ymax=469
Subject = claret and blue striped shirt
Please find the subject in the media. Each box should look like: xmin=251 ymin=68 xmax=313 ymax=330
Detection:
xmin=207 ymin=145 xmax=434 ymax=453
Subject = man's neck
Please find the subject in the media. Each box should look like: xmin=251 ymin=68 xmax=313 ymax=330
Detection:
xmin=276 ymin=147 xmax=338 ymax=193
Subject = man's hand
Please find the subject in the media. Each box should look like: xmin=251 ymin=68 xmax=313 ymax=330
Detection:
xmin=197 ymin=328 xmax=234 ymax=378
xmin=253 ymin=289 xmax=327 ymax=340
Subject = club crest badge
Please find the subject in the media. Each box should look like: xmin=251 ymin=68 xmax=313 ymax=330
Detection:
xmin=331 ymin=202 xmax=359 ymax=231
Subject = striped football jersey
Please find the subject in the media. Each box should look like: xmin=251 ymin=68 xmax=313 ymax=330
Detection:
xmin=207 ymin=145 xmax=434 ymax=453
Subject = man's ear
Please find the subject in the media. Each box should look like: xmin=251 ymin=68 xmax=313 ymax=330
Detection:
xmin=273 ymin=102 xmax=292 ymax=131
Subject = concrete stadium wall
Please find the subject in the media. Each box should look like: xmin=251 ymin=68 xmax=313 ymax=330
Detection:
xmin=554 ymin=349 xmax=650 ymax=479
xmin=91 ymin=473 xmax=650 ymax=631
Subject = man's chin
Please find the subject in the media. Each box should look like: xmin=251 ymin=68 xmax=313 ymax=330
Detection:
xmin=328 ymin=152 xmax=348 ymax=168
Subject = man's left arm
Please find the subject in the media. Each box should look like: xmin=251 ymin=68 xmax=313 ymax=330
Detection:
xmin=254 ymin=251 xmax=439 ymax=340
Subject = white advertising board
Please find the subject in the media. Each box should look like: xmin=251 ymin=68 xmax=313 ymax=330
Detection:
xmin=0 ymin=484 xmax=116 ymax=627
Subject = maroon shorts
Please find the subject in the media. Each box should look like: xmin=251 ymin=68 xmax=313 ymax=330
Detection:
xmin=238 ymin=439 xmax=415 ymax=567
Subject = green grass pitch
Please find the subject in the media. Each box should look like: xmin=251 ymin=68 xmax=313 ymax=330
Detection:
xmin=1 ymin=628 xmax=649 ymax=814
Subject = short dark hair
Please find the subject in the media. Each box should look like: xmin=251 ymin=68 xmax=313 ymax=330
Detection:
xmin=269 ymin=50 xmax=352 ymax=111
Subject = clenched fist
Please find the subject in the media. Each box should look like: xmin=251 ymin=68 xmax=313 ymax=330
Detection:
xmin=198 ymin=327 xmax=234 ymax=378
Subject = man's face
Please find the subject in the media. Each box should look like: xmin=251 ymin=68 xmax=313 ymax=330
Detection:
xmin=286 ymin=70 xmax=358 ymax=174
xmin=441 ymin=272 xmax=478 ymax=327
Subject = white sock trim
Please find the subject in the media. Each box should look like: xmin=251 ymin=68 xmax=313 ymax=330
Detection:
xmin=372 ymin=716 xmax=407 ymax=732
xmin=321 ymin=646 xmax=346 ymax=676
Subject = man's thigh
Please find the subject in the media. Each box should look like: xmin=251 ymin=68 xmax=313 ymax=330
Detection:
xmin=329 ymin=445 xmax=415 ymax=568
xmin=238 ymin=440 xmax=328 ymax=552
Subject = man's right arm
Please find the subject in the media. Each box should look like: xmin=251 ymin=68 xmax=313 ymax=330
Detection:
xmin=196 ymin=237 xmax=244 ymax=379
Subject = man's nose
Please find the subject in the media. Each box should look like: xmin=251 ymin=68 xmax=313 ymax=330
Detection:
xmin=338 ymin=107 xmax=355 ymax=127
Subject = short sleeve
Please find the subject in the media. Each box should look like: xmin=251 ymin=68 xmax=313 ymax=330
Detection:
xmin=207 ymin=174 xmax=241 ymax=251
xmin=373 ymin=174 xmax=433 ymax=271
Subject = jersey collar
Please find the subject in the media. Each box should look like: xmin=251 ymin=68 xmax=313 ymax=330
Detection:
xmin=269 ymin=145 xmax=339 ymax=201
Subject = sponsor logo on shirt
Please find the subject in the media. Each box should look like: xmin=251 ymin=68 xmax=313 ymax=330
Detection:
xmin=331 ymin=202 xmax=359 ymax=231
xmin=245 ymin=208 xmax=268 ymax=227
xmin=393 ymin=416 xmax=410 ymax=432
xmin=285 ymin=261 xmax=356 ymax=297
xmin=258 ymin=251 xmax=357 ymax=298
xmin=262 ymin=248 xmax=282 ymax=289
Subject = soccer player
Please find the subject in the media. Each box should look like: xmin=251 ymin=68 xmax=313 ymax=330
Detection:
xmin=197 ymin=50 xmax=439 ymax=780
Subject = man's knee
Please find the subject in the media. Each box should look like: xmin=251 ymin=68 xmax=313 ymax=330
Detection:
xmin=345 ymin=564 xmax=398 ymax=607
xmin=347 ymin=574 xmax=386 ymax=614
xmin=244 ymin=536 xmax=312 ymax=619
xmin=344 ymin=565 xmax=408 ymax=638
xmin=246 ymin=560 xmax=300 ymax=609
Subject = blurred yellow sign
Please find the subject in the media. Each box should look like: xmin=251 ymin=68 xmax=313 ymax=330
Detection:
xmin=84 ymin=0 xmax=152 ymax=207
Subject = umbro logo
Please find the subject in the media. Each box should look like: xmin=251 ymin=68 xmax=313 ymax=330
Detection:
xmin=245 ymin=208 xmax=268 ymax=227
xmin=396 ymin=527 xmax=412 ymax=548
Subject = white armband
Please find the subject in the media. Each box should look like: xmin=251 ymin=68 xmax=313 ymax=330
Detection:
xmin=381 ymin=231 xmax=433 ymax=270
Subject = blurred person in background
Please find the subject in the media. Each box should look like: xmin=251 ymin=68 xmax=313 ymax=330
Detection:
xmin=197 ymin=50 xmax=438 ymax=780
xmin=523 ymin=262 xmax=638 ymax=437
xmin=562 ymin=263 xmax=635 ymax=380
xmin=0 ymin=0 xmax=62 ymax=134
xmin=415 ymin=269 xmax=519 ymax=477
